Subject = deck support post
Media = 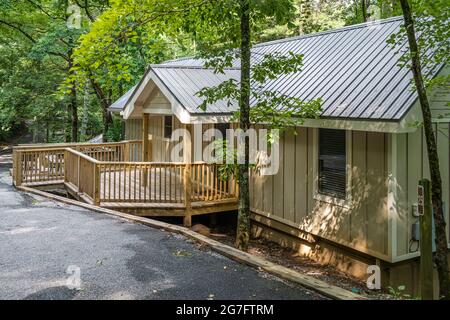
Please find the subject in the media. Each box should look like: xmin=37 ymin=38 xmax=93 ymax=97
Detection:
xmin=142 ymin=113 xmax=150 ymax=186
xmin=183 ymin=163 xmax=192 ymax=227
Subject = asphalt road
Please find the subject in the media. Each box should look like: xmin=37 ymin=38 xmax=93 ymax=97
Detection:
xmin=0 ymin=157 xmax=325 ymax=300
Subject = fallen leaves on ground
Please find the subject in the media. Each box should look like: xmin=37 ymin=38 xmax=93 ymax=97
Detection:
xmin=173 ymin=249 xmax=192 ymax=257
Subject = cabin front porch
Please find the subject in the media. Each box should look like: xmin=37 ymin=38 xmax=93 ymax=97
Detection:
xmin=12 ymin=140 xmax=238 ymax=226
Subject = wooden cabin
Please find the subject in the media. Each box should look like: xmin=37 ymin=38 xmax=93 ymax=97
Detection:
xmin=13 ymin=17 xmax=449 ymax=295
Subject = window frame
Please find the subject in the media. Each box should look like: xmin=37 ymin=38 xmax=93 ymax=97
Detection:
xmin=313 ymin=128 xmax=352 ymax=208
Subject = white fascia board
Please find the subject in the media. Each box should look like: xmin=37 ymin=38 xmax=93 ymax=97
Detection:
xmin=122 ymin=69 xmax=154 ymax=120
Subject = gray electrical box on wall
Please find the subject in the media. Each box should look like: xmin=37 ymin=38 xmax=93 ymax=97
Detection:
xmin=412 ymin=222 xmax=420 ymax=241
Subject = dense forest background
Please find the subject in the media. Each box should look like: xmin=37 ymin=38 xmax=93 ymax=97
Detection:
xmin=0 ymin=0 xmax=400 ymax=143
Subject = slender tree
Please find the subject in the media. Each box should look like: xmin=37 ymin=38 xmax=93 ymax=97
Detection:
xmin=235 ymin=0 xmax=252 ymax=250
xmin=361 ymin=0 xmax=369 ymax=22
xmin=196 ymin=1 xmax=322 ymax=250
xmin=399 ymin=0 xmax=450 ymax=299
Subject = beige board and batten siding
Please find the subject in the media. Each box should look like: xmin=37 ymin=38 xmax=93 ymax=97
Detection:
xmin=430 ymin=67 xmax=449 ymax=121
xmin=393 ymin=85 xmax=450 ymax=262
xmin=250 ymin=128 xmax=390 ymax=261
xmin=124 ymin=116 xmax=183 ymax=162
xmin=125 ymin=87 xmax=184 ymax=162
xmin=394 ymin=123 xmax=450 ymax=261
xmin=430 ymin=87 xmax=450 ymax=120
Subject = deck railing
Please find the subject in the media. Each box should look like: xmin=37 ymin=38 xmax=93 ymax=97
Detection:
xmin=64 ymin=148 xmax=100 ymax=204
xmin=12 ymin=141 xmax=238 ymax=208
xmin=13 ymin=147 xmax=66 ymax=184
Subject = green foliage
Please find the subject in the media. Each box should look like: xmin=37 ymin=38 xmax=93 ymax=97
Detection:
xmin=0 ymin=38 xmax=65 ymax=141
xmin=197 ymin=49 xmax=322 ymax=132
xmin=68 ymin=0 xmax=196 ymax=90
xmin=0 ymin=0 xmax=419 ymax=143
xmin=387 ymin=0 xmax=449 ymax=79
xmin=105 ymin=116 xmax=124 ymax=142
xmin=387 ymin=0 xmax=449 ymax=119
xmin=0 ymin=0 xmax=106 ymax=142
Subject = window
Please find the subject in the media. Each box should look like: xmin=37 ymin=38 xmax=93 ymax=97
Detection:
xmin=164 ymin=116 xmax=173 ymax=139
xmin=318 ymin=129 xmax=346 ymax=199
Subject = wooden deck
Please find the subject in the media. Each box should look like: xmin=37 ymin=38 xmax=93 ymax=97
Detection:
xmin=12 ymin=141 xmax=238 ymax=226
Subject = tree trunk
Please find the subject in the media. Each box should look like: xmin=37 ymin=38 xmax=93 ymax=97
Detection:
xmin=235 ymin=0 xmax=251 ymax=251
xmin=70 ymin=84 xmax=78 ymax=142
xmin=68 ymin=54 xmax=78 ymax=142
xmin=46 ymin=119 xmax=50 ymax=143
xmin=361 ymin=0 xmax=368 ymax=22
xmin=102 ymin=106 xmax=112 ymax=142
xmin=81 ymin=82 xmax=90 ymax=139
xmin=400 ymin=0 xmax=450 ymax=300
xmin=90 ymin=77 xmax=112 ymax=142
xmin=299 ymin=0 xmax=313 ymax=34
xmin=65 ymin=103 xmax=71 ymax=143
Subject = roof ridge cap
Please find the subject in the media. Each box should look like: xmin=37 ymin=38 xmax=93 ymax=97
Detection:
xmin=253 ymin=16 xmax=403 ymax=49
xmin=151 ymin=64 xmax=240 ymax=71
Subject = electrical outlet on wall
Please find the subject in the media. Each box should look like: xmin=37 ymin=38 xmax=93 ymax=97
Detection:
xmin=411 ymin=203 xmax=420 ymax=218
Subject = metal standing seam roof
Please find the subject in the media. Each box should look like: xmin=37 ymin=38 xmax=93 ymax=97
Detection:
xmin=109 ymin=85 xmax=137 ymax=111
xmin=152 ymin=66 xmax=240 ymax=114
xmin=120 ymin=16 xmax=442 ymax=121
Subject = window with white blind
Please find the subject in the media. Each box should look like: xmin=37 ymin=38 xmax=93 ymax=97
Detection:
xmin=318 ymin=129 xmax=347 ymax=199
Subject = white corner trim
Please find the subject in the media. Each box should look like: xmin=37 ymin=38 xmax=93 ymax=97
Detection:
xmin=387 ymin=133 xmax=397 ymax=261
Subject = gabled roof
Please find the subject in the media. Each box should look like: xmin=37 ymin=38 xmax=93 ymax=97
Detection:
xmin=152 ymin=66 xmax=240 ymax=114
xmin=119 ymin=16 xmax=442 ymax=122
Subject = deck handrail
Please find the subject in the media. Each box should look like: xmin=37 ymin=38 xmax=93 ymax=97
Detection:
xmin=13 ymin=142 xmax=238 ymax=211
xmin=13 ymin=140 xmax=141 ymax=150
xmin=65 ymin=148 xmax=101 ymax=164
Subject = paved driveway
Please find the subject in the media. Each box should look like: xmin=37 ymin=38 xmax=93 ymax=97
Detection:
xmin=0 ymin=159 xmax=324 ymax=300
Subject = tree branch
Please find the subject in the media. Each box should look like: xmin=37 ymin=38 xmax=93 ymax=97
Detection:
xmin=25 ymin=0 xmax=65 ymax=21
xmin=73 ymin=0 xmax=96 ymax=22
xmin=0 ymin=19 xmax=36 ymax=43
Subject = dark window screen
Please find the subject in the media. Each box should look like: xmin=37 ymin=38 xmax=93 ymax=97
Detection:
xmin=164 ymin=116 xmax=173 ymax=139
xmin=318 ymin=129 xmax=346 ymax=199
xmin=216 ymin=123 xmax=230 ymax=139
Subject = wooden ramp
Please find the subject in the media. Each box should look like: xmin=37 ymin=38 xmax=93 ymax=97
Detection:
xmin=12 ymin=141 xmax=238 ymax=226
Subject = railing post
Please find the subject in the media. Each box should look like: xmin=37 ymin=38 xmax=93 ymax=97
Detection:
xmin=142 ymin=114 xmax=150 ymax=186
xmin=64 ymin=149 xmax=68 ymax=183
xmin=93 ymin=163 xmax=101 ymax=206
xmin=124 ymin=141 xmax=130 ymax=162
xmin=148 ymin=139 xmax=153 ymax=162
xmin=13 ymin=150 xmax=22 ymax=187
xmin=77 ymin=154 xmax=81 ymax=192
xmin=234 ymin=176 xmax=239 ymax=198
xmin=183 ymin=163 xmax=192 ymax=227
